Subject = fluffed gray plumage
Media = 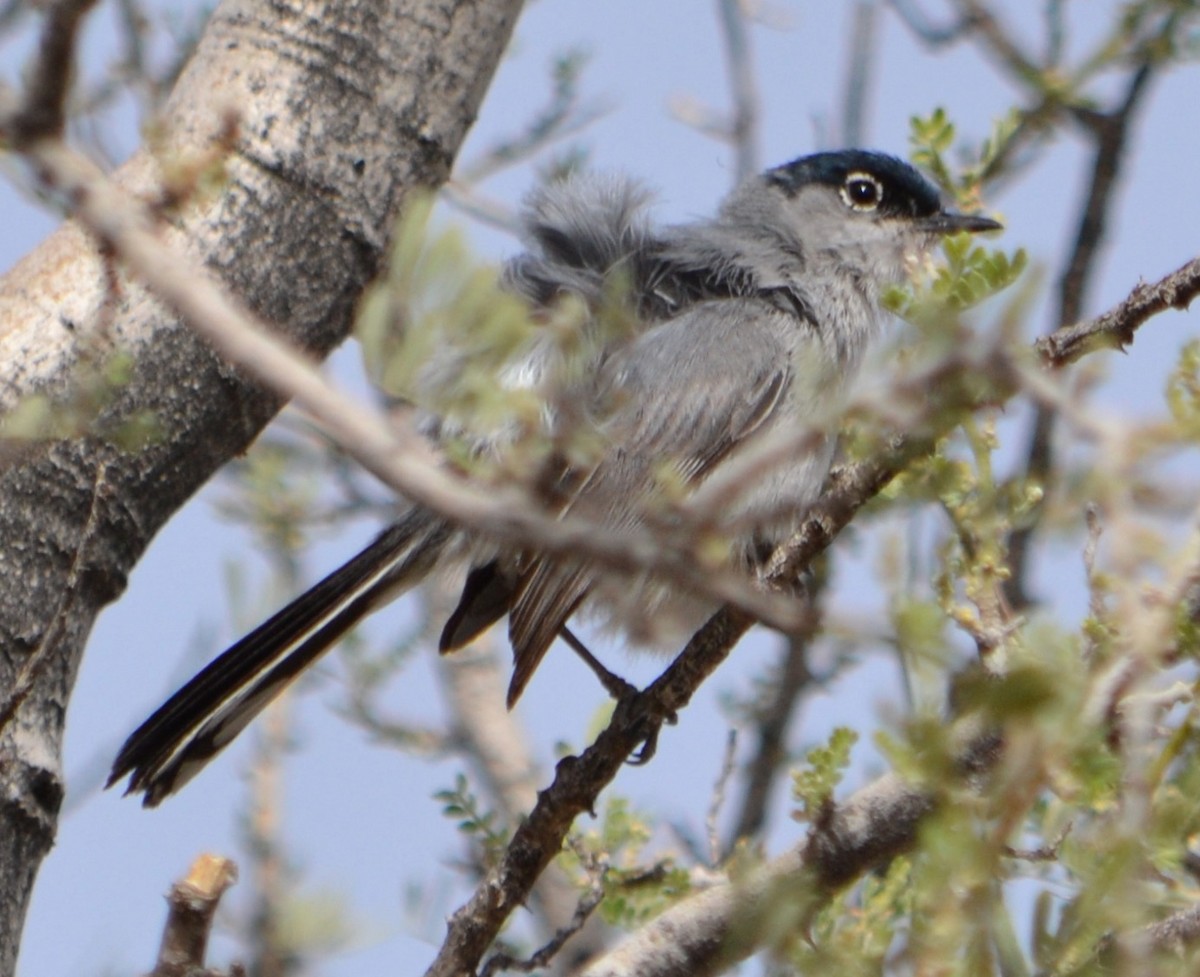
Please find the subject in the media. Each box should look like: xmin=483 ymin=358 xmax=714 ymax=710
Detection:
xmin=109 ymin=150 xmax=1001 ymax=805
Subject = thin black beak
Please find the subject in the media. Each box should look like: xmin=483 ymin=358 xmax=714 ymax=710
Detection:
xmin=917 ymin=211 xmax=1003 ymax=235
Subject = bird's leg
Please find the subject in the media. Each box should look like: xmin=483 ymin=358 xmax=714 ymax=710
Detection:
xmin=558 ymin=626 xmax=672 ymax=765
xmin=558 ymin=625 xmax=638 ymax=700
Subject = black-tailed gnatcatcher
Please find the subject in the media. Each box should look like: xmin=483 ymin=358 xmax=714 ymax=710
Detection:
xmin=109 ymin=150 xmax=1001 ymax=805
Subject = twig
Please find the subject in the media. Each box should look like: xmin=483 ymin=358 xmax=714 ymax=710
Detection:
xmin=1043 ymin=0 xmax=1066 ymax=67
xmin=1036 ymin=255 xmax=1200 ymax=367
xmin=1003 ymin=822 xmax=1071 ymax=862
xmin=1140 ymin=901 xmax=1200 ymax=953
xmin=424 ymin=601 xmax=760 ymax=977
xmin=340 ymin=677 xmax=453 ymax=755
xmin=727 ymin=628 xmax=817 ymax=847
xmin=441 ymin=180 xmax=521 ymax=235
xmin=667 ymin=0 xmax=762 ymax=176
xmin=336 ymin=601 xmax=451 ymax=757
xmin=839 ymin=0 xmax=878 ymax=147
xmin=682 ymin=324 xmax=1009 ymax=530
xmin=479 ymin=881 xmax=606 ymax=977
xmin=455 ymin=50 xmax=607 ymax=185
xmin=884 ymin=0 xmax=975 ymax=47
xmin=706 ymin=730 xmax=739 ymax=866
xmin=1005 ymin=48 xmax=1168 ymax=608
xmin=435 ymin=630 xmax=613 ymax=963
xmin=1085 ymin=897 xmax=1200 ymax=971
xmin=4 ymin=0 xmax=99 ymax=145
xmin=242 ymin=698 xmax=291 ymax=977
xmin=0 ymin=0 xmax=26 ymax=32
xmin=949 ymin=0 xmax=1043 ymax=87
xmin=1059 ymin=64 xmax=1159 ymax=330
xmin=716 ymin=0 xmax=760 ymax=181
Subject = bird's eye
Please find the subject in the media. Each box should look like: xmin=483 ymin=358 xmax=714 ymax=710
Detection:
xmin=840 ymin=173 xmax=883 ymax=212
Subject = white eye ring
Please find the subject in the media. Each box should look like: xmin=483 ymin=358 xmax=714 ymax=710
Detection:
xmin=840 ymin=172 xmax=883 ymax=212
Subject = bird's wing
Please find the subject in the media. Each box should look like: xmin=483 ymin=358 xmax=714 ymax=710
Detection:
xmin=504 ymin=298 xmax=798 ymax=704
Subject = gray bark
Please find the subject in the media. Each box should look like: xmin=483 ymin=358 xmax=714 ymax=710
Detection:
xmin=0 ymin=0 xmax=522 ymax=972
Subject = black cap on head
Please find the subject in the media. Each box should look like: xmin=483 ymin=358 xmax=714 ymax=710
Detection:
xmin=767 ymin=150 xmax=943 ymax=220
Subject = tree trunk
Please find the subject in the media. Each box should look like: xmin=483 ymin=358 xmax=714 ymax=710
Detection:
xmin=0 ymin=0 xmax=522 ymax=971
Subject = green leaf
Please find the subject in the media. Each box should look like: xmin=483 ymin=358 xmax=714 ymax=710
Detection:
xmin=434 ymin=773 xmax=508 ymax=865
xmin=791 ymin=727 xmax=858 ymax=821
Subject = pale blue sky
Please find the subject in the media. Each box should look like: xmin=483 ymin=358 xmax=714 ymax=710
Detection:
xmin=5 ymin=2 xmax=1200 ymax=974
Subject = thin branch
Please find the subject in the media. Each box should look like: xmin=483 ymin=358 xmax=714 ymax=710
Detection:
xmin=706 ymin=730 xmax=739 ymax=866
xmin=1036 ymin=255 xmax=1200 ymax=367
xmin=1005 ymin=45 xmax=1167 ymax=608
xmin=424 ymin=603 xmax=753 ymax=977
xmin=435 ymin=630 xmax=613 ymax=967
xmin=480 ymin=881 xmax=606 ymax=977
xmin=455 ymin=50 xmax=607 ymax=185
xmin=340 ymin=674 xmax=453 ymax=756
xmin=885 ymin=0 xmax=975 ymax=47
xmin=242 ymin=699 xmax=292 ymax=977
xmin=1043 ymin=0 xmax=1066 ymax=68
xmin=441 ymin=180 xmax=522 ymax=235
xmin=668 ymin=0 xmax=762 ymax=178
xmin=0 ymin=0 xmax=27 ymax=33
xmin=1058 ymin=64 xmax=1159 ymax=328
xmin=727 ymin=628 xmax=816 ymax=847
xmin=239 ymin=543 xmax=303 ymax=977
xmin=681 ymin=321 xmax=1007 ymax=530
xmin=839 ymin=0 xmax=879 ymax=147
xmin=3 ymin=0 xmax=99 ymax=145
xmin=716 ymin=0 xmax=761 ymax=181
xmin=949 ymin=0 xmax=1044 ymax=87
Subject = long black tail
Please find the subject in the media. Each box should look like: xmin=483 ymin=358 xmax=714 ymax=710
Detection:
xmin=108 ymin=509 xmax=451 ymax=806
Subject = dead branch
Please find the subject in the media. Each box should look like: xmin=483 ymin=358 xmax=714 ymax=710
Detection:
xmin=150 ymin=854 xmax=239 ymax=977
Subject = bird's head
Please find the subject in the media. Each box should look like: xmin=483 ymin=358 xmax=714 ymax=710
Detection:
xmin=726 ymin=149 xmax=1001 ymax=287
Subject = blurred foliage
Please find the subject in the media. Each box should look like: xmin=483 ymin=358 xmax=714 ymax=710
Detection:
xmin=893 ymin=231 xmax=1026 ymax=316
xmin=910 ymin=106 xmax=1021 ymax=207
xmin=790 ymin=856 xmax=915 ymax=976
xmin=0 ymin=349 xmax=161 ymax=449
xmin=215 ymin=439 xmax=324 ymax=558
xmin=559 ymin=795 xmax=692 ymax=929
xmin=355 ymin=192 xmax=611 ymax=485
xmin=1167 ymin=340 xmax=1200 ymax=441
xmin=791 ymin=727 xmax=858 ymax=822
xmin=356 ymin=194 xmax=542 ymax=426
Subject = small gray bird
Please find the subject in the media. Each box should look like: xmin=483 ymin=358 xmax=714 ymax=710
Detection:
xmin=109 ymin=150 xmax=1001 ymax=805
